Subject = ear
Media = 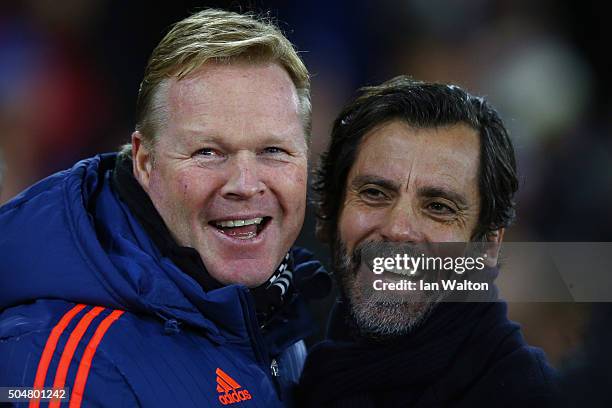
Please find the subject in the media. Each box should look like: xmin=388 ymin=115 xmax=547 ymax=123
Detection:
xmin=483 ymin=228 xmax=505 ymax=267
xmin=131 ymin=131 xmax=153 ymax=191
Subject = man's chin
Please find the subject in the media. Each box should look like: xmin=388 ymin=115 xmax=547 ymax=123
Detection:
xmin=344 ymin=275 xmax=439 ymax=338
xmin=206 ymin=257 xmax=278 ymax=288
xmin=348 ymin=296 xmax=436 ymax=339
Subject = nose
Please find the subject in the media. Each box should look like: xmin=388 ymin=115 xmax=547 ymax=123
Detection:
xmin=379 ymin=202 xmax=422 ymax=243
xmin=220 ymin=153 xmax=266 ymax=200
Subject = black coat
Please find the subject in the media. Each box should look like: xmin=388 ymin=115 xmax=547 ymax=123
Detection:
xmin=298 ymin=300 xmax=558 ymax=407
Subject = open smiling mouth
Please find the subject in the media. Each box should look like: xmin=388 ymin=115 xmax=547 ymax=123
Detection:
xmin=209 ymin=217 xmax=272 ymax=240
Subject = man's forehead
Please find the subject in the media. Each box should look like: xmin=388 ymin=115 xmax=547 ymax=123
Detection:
xmin=155 ymin=61 xmax=304 ymax=142
xmin=165 ymin=61 xmax=298 ymax=108
xmin=349 ymin=121 xmax=481 ymax=190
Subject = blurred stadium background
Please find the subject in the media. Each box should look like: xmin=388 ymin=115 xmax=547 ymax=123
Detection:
xmin=1 ymin=0 xmax=610 ymax=371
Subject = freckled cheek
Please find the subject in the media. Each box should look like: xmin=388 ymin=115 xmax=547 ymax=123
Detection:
xmin=263 ymin=166 xmax=307 ymax=209
xmin=286 ymin=167 xmax=308 ymax=193
xmin=172 ymin=172 xmax=219 ymax=211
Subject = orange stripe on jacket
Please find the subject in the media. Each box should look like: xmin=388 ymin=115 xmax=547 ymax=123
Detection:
xmin=48 ymin=306 xmax=105 ymax=408
xmin=69 ymin=310 xmax=125 ymax=408
xmin=29 ymin=304 xmax=86 ymax=408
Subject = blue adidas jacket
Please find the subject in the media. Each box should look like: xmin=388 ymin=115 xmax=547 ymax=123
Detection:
xmin=0 ymin=154 xmax=321 ymax=407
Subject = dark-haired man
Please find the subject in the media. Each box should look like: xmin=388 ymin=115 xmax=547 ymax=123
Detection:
xmin=298 ymin=77 xmax=558 ymax=407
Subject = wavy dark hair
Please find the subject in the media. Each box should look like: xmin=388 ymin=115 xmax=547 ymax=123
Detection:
xmin=312 ymin=76 xmax=518 ymax=242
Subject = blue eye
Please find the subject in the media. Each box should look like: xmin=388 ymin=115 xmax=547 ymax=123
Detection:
xmin=194 ymin=148 xmax=220 ymax=157
xmin=263 ymin=147 xmax=283 ymax=154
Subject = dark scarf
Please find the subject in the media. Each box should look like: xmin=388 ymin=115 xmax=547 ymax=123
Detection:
xmin=111 ymin=153 xmax=295 ymax=325
xmin=297 ymin=277 xmax=524 ymax=407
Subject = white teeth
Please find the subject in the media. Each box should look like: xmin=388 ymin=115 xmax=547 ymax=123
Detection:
xmin=236 ymin=232 xmax=257 ymax=240
xmin=387 ymin=268 xmax=414 ymax=276
xmin=245 ymin=217 xmax=263 ymax=225
xmin=215 ymin=217 xmax=264 ymax=228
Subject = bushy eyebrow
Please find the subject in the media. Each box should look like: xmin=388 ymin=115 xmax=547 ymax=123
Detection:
xmin=350 ymin=175 xmax=401 ymax=191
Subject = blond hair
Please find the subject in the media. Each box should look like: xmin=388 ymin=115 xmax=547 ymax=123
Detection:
xmin=121 ymin=8 xmax=310 ymax=156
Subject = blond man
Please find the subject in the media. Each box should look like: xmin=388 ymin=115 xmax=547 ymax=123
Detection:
xmin=0 ymin=9 xmax=327 ymax=408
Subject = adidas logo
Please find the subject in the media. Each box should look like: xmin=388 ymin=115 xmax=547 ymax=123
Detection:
xmin=216 ymin=367 xmax=253 ymax=405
